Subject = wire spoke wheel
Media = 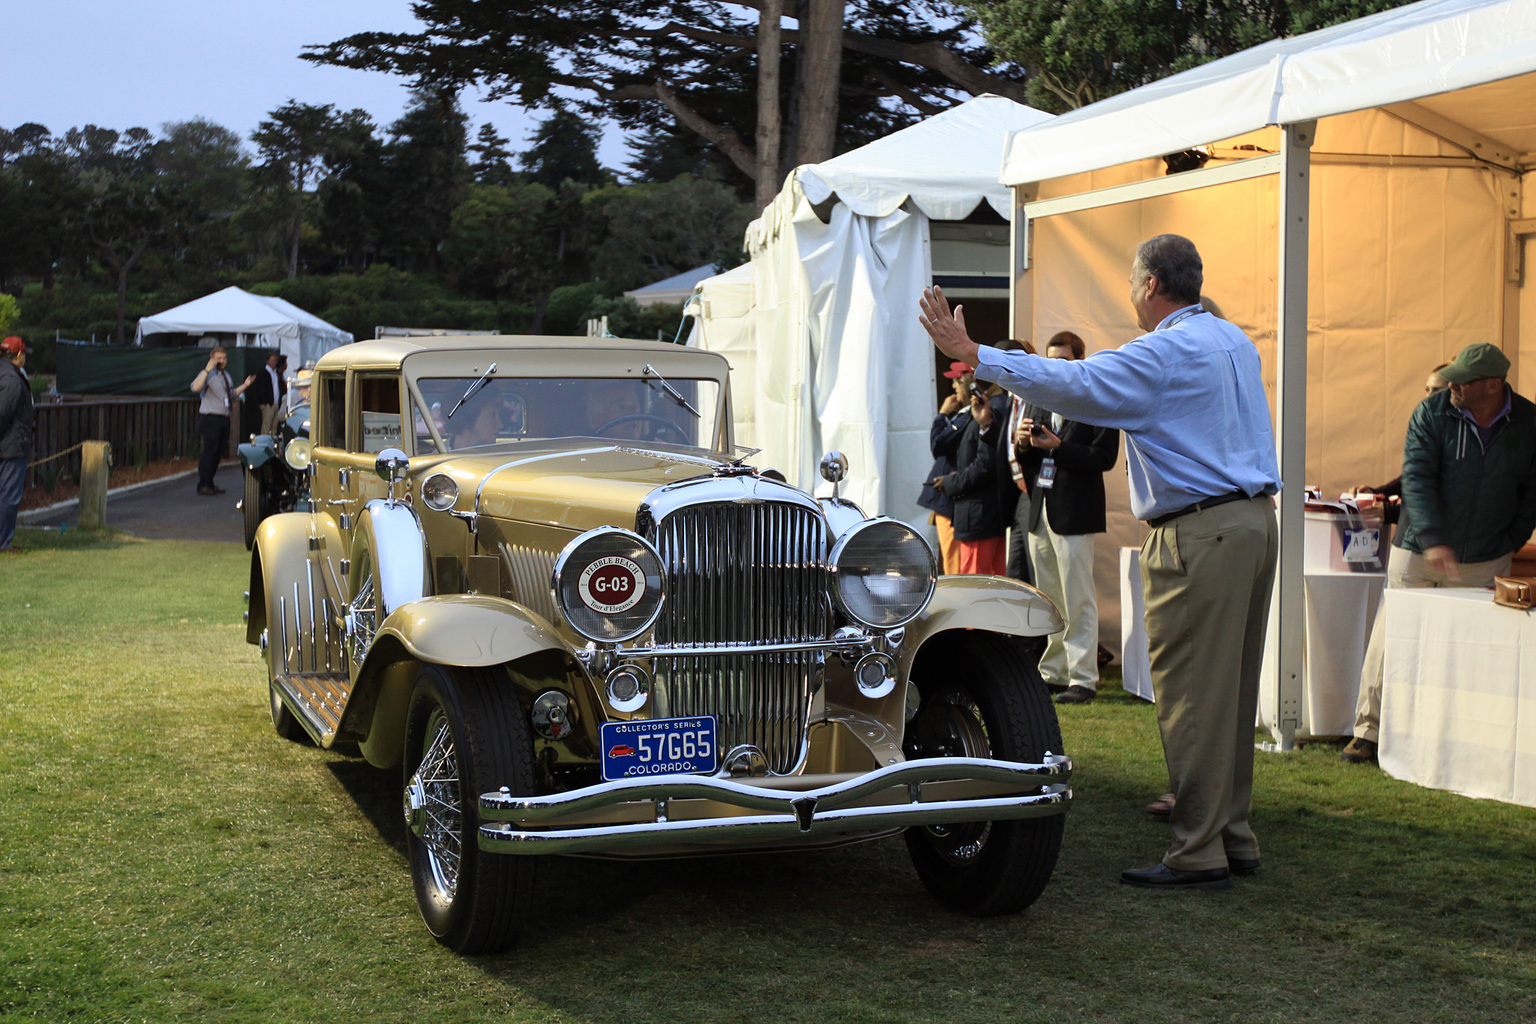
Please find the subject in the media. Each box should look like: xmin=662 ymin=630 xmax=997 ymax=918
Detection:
xmin=347 ymin=552 xmax=377 ymax=666
xmin=403 ymin=664 xmax=536 ymax=953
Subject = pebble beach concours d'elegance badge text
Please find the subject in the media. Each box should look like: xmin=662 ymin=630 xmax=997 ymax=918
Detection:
xmin=578 ymin=556 xmax=646 ymax=615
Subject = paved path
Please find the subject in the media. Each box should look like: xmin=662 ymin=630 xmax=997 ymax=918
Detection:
xmin=22 ymin=462 xmax=245 ymax=544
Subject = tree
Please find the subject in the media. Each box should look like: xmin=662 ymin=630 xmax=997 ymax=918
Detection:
xmin=316 ymin=111 xmax=389 ymax=273
xmin=584 ymin=175 xmax=751 ymax=292
xmin=469 ymin=124 xmax=517 ymax=186
xmin=82 ymin=173 xmax=177 ymax=343
xmin=152 ymin=119 xmax=250 ymax=271
xmin=444 ymin=181 xmax=593 ymax=330
xmin=961 ymin=0 xmax=1420 ymax=112
xmin=378 ymin=85 xmax=471 ymax=273
xmin=251 ymin=101 xmax=348 ymax=277
xmin=520 ymin=107 xmax=610 ymax=189
xmin=302 ymin=1 xmax=1029 ymax=208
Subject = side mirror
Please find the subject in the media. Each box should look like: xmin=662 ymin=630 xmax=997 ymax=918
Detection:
xmin=376 ymin=447 xmax=409 ymax=505
xmin=819 ymin=450 xmax=849 ymax=499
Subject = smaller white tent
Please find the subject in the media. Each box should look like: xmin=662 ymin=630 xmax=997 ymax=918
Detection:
xmin=135 ymin=286 xmax=353 ymax=367
xmin=696 ymin=94 xmax=1054 ymax=524
xmin=625 ymin=264 xmax=719 ymax=307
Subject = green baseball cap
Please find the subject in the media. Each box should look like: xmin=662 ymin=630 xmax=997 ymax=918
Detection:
xmin=1438 ymin=342 xmax=1510 ymax=384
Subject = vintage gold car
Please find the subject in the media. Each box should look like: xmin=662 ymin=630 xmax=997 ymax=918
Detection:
xmin=244 ymin=334 xmax=1072 ymax=953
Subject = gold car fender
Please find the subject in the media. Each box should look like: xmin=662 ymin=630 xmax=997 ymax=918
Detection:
xmin=343 ymin=595 xmax=571 ymax=769
xmin=246 ymin=512 xmax=318 ymax=648
xmin=369 ymin=594 xmax=566 ymax=668
xmin=896 ymin=575 xmax=1063 ymax=679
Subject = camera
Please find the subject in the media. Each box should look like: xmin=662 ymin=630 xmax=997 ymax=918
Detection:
xmin=1029 ymin=421 xmax=1046 ymax=438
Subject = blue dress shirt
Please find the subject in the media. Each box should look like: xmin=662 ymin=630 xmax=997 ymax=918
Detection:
xmin=974 ymin=305 xmax=1281 ymax=522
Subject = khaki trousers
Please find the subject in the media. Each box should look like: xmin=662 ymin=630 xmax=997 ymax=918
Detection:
xmin=1141 ymin=495 xmax=1277 ymax=871
xmin=1027 ymin=521 xmax=1099 ymax=690
xmin=935 ymin=514 xmax=959 ymax=575
xmin=1351 ymin=545 xmax=1511 ymax=742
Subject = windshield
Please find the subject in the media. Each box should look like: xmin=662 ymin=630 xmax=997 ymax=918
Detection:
xmin=412 ymin=376 xmax=722 ymax=454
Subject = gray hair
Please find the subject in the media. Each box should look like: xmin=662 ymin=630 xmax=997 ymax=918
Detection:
xmin=1133 ymin=235 xmax=1203 ymax=306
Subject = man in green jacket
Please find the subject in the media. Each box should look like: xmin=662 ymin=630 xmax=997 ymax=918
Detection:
xmin=1343 ymin=342 xmax=1536 ymax=763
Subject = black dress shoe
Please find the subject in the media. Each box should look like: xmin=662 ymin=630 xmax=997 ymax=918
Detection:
xmin=210 ymin=485 xmax=227 ymax=494
xmin=1054 ymin=685 xmax=1096 ymax=705
xmin=1229 ymin=857 xmax=1261 ymax=876
xmin=197 ymin=485 xmax=217 ymax=496
xmin=1120 ymin=863 xmax=1233 ymax=890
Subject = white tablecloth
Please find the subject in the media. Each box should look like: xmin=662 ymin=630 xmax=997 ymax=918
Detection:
xmin=1120 ymin=547 xmax=1383 ymax=737
xmin=1380 ymin=588 xmax=1536 ymax=808
xmin=1118 ymin=548 xmax=1154 ymax=701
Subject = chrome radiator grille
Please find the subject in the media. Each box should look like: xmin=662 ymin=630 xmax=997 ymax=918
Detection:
xmin=647 ymin=501 xmax=829 ymax=775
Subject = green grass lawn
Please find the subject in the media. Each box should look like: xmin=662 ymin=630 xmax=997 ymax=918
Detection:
xmin=2 ymin=529 xmax=1534 ymax=1023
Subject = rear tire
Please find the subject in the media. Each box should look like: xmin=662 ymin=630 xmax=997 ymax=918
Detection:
xmin=903 ymin=632 xmax=1065 ymax=915
xmin=403 ymin=663 xmax=536 ymax=954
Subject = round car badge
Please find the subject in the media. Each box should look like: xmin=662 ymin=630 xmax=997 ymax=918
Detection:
xmin=578 ymin=556 xmax=646 ymax=615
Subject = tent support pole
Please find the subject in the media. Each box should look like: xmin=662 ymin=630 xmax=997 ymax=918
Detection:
xmin=1269 ymin=121 xmax=1314 ymax=752
xmin=1010 ymin=185 xmax=1036 ymax=343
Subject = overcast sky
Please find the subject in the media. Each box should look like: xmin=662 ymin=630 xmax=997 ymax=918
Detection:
xmin=6 ymin=0 xmax=628 ymax=167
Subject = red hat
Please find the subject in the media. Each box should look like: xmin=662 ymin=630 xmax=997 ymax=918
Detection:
xmin=1 ymin=336 xmax=29 ymax=356
xmin=942 ymin=360 xmax=972 ymax=379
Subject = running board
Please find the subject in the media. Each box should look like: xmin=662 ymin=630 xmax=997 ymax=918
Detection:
xmin=273 ymin=671 xmax=353 ymax=746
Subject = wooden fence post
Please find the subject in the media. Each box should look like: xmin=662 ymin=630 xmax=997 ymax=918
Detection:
xmin=78 ymin=440 xmax=111 ymax=530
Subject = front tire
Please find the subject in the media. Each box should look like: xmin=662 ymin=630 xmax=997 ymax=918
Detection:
xmin=903 ymin=633 xmax=1065 ymax=915
xmin=403 ymin=663 xmax=536 ymax=954
xmin=242 ymin=468 xmax=265 ymax=550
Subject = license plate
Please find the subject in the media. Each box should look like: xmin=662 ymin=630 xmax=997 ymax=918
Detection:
xmin=600 ymin=716 xmax=718 ymax=782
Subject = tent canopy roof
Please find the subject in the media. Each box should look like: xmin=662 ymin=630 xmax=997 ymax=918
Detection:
xmin=798 ymin=93 xmax=1055 ymax=220
xmin=136 ymin=286 xmax=350 ymax=342
xmin=746 ymin=94 xmax=1053 ymax=250
xmin=1001 ymin=0 xmax=1536 ymax=185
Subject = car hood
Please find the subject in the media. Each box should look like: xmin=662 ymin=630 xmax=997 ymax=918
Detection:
xmin=423 ymin=443 xmax=731 ymax=533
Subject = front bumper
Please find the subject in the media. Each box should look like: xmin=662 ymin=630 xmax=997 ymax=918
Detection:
xmin=478 ymin=754 xmax=1072 ymax=854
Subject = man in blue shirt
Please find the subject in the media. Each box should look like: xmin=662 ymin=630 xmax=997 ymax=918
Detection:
xmin=921 ymin=234 xmax=1282 ymax=891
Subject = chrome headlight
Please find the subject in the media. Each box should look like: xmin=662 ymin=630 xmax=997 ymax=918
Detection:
xmin=421 ymin=473 xmax=458 ymax=511
xmin=552 ymin=527 xmax=666 ymax=643
xmin=282 ymin=437 xmax=312 ymax=471
xmin=828 ymin=519 xmax=936 ymax=629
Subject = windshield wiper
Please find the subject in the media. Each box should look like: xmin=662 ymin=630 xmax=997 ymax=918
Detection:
xmin=447 ymin=362 xmax=497 ymax=419
xmin=641 ymin=363 xmax=700 ymax=419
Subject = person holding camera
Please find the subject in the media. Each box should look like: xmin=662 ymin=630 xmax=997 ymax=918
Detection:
xmin=929 ymin=364 xmax=1017 ymax=575
xmin=191 ymin=347 xmax=254 ymax=496
xmin=1013 ymin=331 xmax=1120 ymax=704
xmin=918 ymin=362 xmax=977 ymax=573
xmin=922 ymin=234 xmax=1281 ymax=891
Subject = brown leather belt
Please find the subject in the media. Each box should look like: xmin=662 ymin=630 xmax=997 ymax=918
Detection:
xmin=1147 ymin=490 xmax=1252 ymax=529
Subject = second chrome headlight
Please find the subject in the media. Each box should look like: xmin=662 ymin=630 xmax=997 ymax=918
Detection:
xmin=828 ymin=519 xmax=936 ymax=629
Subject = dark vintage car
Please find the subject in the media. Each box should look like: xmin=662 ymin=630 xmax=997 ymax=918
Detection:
xmin=238 ymin=368 xmax=313 ymax=549
xmin=244 ymin=335 xmax=1072 ymax=953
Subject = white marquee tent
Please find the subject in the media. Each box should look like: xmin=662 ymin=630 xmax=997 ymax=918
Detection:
xmin=693 ymin=95 xmax=1055 ymax=526
xmin=135 ymin=286 xmax=354 ymax=367
xmin=995 ymin=0 xmax=1536 ymax=747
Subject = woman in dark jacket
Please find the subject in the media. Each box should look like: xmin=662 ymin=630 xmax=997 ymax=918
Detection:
xmin=918 ymin=362 xmax=973 ymax=573
xmin=933 ymin=376 xmax=1015 ymax=575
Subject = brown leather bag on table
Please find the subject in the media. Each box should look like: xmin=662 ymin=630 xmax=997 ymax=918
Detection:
xmin=1493 ymin=576 xmax=1536 ymax=610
